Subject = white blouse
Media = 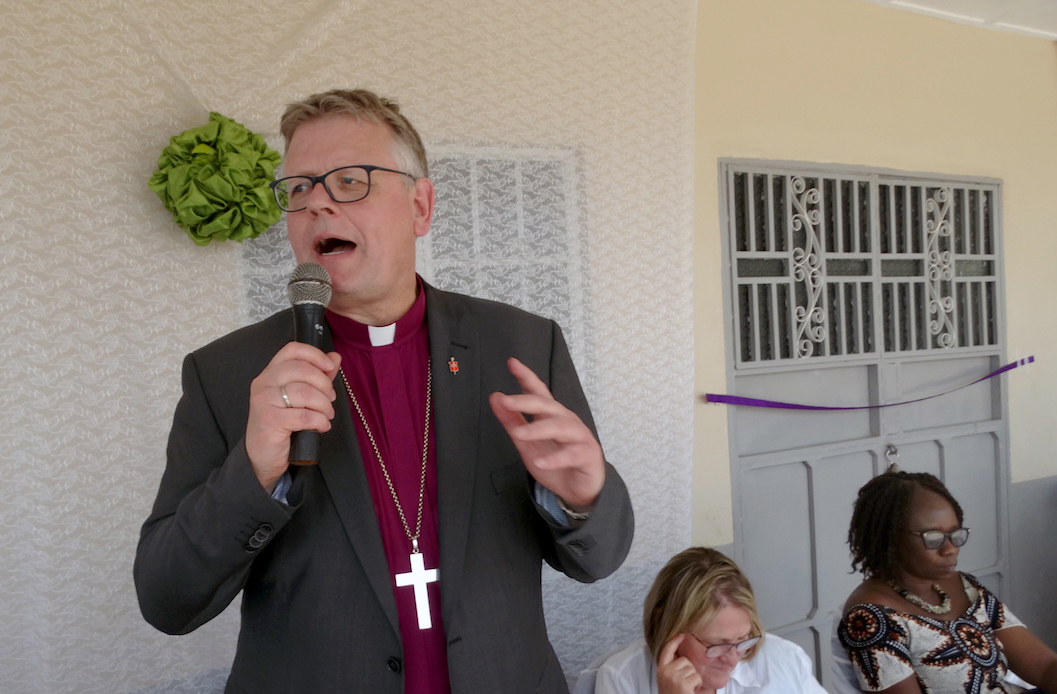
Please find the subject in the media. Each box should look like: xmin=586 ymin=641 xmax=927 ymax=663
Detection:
xmin=577 ymin=633 xmax=827 ymax=694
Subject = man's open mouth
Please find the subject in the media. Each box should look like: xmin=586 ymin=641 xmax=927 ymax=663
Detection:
xmin=317 ymin=237 xmax=356 ymax=255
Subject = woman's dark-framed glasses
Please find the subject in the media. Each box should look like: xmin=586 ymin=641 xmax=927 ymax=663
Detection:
xmin=909 ymin=527 xmax=970 ymax=549
xmin=687 ymin=633 xmax=761 ymax=659
xmin=269 ymin=165 xmax=415 ymax=212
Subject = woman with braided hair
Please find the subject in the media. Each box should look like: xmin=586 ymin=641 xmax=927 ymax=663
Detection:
xmin=838 ymin=467 xmax=1057 ymax=693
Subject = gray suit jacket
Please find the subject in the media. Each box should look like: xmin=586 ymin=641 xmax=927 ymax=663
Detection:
xmin=134 ymin=283 xmax=634 ymax=693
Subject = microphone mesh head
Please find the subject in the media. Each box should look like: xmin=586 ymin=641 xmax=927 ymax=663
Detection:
xmin=288 ymin=263 xmax=332 ymax=307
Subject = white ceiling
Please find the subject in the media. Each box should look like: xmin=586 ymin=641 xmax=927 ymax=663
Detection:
xmin=856 ymin=0 xmax=1057 ymax=40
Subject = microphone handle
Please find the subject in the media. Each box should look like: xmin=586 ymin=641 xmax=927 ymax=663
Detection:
xmin=289 ymin=302 xmax=326 ymax=465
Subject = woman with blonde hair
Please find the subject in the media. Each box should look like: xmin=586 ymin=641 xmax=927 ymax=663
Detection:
xmin=579 ymin=547 xmax=825 ymax=694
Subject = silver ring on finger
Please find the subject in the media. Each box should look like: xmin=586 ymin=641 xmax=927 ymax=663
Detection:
xmin=280 ymin=385 xmax=293 ymax=408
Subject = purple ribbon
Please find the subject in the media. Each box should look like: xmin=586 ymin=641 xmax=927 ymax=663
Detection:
xmin=704 ymin=356 xmax=1035 ymax=411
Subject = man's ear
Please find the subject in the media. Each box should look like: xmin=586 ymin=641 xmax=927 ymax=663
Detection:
xmin=412 ymin=177 xmax=434 ymax=238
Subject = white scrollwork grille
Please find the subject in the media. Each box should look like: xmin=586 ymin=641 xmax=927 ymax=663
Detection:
xmin=790 ymin=177 xmax=825 ymax=357
xmin=724 ymin=163 xmax=1000 ymax=367
xmin=925 ymin=187 xmax=955 ymax=347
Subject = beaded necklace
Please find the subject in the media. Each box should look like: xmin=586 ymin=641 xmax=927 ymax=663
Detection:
xmin=888 ymin=580 xmax=952 ymax=614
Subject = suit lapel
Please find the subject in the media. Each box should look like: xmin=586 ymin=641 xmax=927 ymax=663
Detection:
xmin=424 ymin=285 xmax=480 ymax=627
xmin=316 ymin=325 xmax=401 ymax=636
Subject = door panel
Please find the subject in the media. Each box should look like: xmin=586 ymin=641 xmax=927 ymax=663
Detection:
xmin=720 ymin=161 xmax=1009 ymax=690
xmin=735 ymin=366 xmax=874 ymax=455
xmin=742 ymin=460 xmax=814 ymax=626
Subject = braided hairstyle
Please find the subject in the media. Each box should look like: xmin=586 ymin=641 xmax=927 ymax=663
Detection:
xmin=847 ymin=468 xmax=964 ymax=581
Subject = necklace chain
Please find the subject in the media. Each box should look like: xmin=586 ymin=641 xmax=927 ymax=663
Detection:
xmin=339 ymin=360 xmax=431 ymax=552
xmin=888 ymin=580 xmax=952 ymax=614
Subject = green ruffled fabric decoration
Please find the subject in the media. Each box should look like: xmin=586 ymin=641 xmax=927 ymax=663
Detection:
xmin=149 ymin=112 xmax=281 ymax=246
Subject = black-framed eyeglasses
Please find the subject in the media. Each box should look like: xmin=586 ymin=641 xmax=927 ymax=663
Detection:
xmin=686 ymin=632 xmax=761 ymax=659
xmin=908 ymin=527 xmax=970 ymax=550
xmin=269 ymin=165 xmax=416 ymax=212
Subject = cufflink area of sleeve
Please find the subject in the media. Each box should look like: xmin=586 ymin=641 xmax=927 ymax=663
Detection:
xmin=567 ymin=538 xmax=596 ymax=555
xmin=244 ymin=523 xmax=274 ymax=552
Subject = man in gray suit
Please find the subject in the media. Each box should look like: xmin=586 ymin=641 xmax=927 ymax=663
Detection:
xmin=135 ymin=89 xmax=634 ymax=693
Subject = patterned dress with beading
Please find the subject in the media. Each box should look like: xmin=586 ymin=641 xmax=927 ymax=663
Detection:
xmin=838 ymin=573 xmax=1025 ymax=693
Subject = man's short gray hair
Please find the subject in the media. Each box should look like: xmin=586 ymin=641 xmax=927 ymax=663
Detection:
xmin=279 ymin=88 xmax=428 ymax=179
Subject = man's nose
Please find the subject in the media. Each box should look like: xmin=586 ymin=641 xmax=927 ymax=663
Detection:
xmin=304 ymin=180 xmax=336 ymax=212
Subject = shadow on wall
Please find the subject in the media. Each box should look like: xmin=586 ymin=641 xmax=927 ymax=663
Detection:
xmin=127 ymin=669 xmax=227 ymax=694
xmin=1010 ymin=476 xmax=1057 ymax=648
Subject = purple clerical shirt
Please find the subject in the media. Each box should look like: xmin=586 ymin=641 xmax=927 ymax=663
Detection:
xmin=327 ymin=285 xmax=450 ymax=694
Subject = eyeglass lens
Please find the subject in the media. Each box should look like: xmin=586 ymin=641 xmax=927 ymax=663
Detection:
xmin=919 ymin=527 xmax=969 ymax=549
xmin=703 ymin=636 xmax=761 ymax=658
xmin=274 ymin=167 xmax=372 ymax=211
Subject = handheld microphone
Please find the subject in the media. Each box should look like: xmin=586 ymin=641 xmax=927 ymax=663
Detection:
xmin=287 ymin=262 xmax=332 ymax=465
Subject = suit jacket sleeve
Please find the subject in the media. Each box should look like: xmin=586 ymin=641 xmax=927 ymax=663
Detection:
xmin=531 ymin=322 xmax=634 ymax=584
xmin=134 ymin=320 xmax=294 ymax=635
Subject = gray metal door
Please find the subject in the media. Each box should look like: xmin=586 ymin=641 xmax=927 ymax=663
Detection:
xmin=718 ymin=160 xmax=1010 ymax=691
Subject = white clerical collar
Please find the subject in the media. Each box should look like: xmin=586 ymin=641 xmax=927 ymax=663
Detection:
xmin=368 ymin=323 xmax=397 ymax=346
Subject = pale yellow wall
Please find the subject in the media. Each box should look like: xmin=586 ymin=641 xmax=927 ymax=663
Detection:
xmin=693 ymin=0 xmax=1057 ymax=545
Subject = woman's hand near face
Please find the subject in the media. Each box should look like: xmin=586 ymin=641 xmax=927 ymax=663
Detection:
xmin=657 ymin=633 xmax=702 ymax=694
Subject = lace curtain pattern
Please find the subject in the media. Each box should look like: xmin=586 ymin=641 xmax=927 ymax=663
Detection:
xmin=0 ymin=0 xmax=694 ymax=691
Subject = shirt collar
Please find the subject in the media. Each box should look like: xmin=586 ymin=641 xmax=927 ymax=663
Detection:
xmin=721 ymin=658 xmax=760 ymax=691
xmin=326 ymin=276 xmax=427 ymax=349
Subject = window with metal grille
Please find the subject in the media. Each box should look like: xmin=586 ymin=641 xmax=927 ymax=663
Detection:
xmin=724 ymin=163 xmax=1000 ymax=368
